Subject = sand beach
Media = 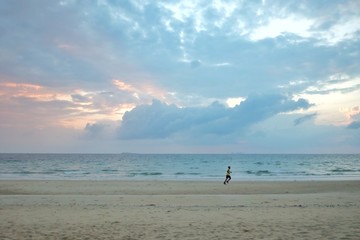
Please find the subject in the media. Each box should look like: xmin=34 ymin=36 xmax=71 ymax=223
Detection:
xmin=0 ymin=180 xmax=359 ymax=239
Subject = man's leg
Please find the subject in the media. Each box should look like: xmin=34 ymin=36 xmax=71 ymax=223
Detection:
xmin=226 ymin=176 xmax=231 ymax=183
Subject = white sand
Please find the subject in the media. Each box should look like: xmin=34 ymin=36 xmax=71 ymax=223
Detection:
xmin=1 ymin=180 xmax=359 ymax=239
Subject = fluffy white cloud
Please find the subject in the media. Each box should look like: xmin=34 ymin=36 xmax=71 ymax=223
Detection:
xmin=249 ymin=16 xmax=314 ymax=41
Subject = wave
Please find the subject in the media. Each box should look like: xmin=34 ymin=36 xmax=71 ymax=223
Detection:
xmin=246 ymin=170 xmax=273 ymax=176
xmin=331 ymin=169 xmax=358 ymax=173
xmin=1 ymin=171 xmax=57 ymax=175
xmin=136 ymin=172 xmax=163 ymax=176
xmin=51 ymin=169 xmax=81 ymax=173
xmin=101 ymin=169 xmax=119 ymax=173
xmin=175 ymin=172 xmax=201 ymax=175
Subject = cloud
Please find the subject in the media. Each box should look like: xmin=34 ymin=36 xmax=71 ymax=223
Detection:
xmin=294 ymin=113 xmax=317 ymax=126
xmin=0 ymin=0 xmax=359 ymax=153
xmin=245 ymin=113 xmax=360 ymax=154
xmin=295 ymin=76 xmax=360 ymax=126
xmin=83 ymin=121 xmax=119 ymax=139
xmin=244 ymin=0 xmax=360 ymax=46
xmin=190 ymin=60 xmax=202 ymax=68
xmin=0 ymin=80 xmax=135 ymax=129
xmin=4 ymin=0 xmax=357 ymax=102
xmin=118 ymin=94 xmax=312 ymax=140
xmin=347 ymin=121 xmax=360 ymax=129
xmin=249 ymin=15 xmax=314 ymax=41
xmin=84 ymin=122 xmax=107 ymax=137
xmin=302 ymin=75 xmax=360 ymax=95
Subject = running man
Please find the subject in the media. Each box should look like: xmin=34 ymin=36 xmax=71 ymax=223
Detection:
xmin=224 ymin=166 xmax=232 ymax=184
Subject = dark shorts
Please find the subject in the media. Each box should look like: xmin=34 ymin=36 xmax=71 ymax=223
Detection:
xmin=225 ymin=175 xmax=231 ymax=180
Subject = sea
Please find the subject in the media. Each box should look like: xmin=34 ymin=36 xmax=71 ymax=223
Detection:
xmin=0 ymin=153 xmax=359 ymax=181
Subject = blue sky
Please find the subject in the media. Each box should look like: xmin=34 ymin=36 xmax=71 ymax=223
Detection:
xmin=0 ymin=0 xmax=359 ymax=153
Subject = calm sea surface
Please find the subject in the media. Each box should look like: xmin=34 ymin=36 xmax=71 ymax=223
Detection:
xmin=0 ymin=153 xmax=359 ymax=181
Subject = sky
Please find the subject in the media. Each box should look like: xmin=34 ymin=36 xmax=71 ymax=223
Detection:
xmin=0 ymin=0 xmax=359 ymax=154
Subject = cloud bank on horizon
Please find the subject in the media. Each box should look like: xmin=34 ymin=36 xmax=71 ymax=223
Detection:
xmin=0 ymin=0 xmax=359 ymax=153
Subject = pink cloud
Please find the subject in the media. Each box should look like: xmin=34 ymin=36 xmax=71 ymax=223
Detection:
xmin=0 ymin=81 xmax=135 ymax=130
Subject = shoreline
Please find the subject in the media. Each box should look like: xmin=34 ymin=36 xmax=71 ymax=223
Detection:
xmin=1 ymin=180 xmax=360 ymax=195
xmin=1 ymin=180 xmax=359 ymax=239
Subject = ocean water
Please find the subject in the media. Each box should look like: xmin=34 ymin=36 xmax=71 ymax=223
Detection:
xmin=0 ymin=153 xmax=359 ymax=181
